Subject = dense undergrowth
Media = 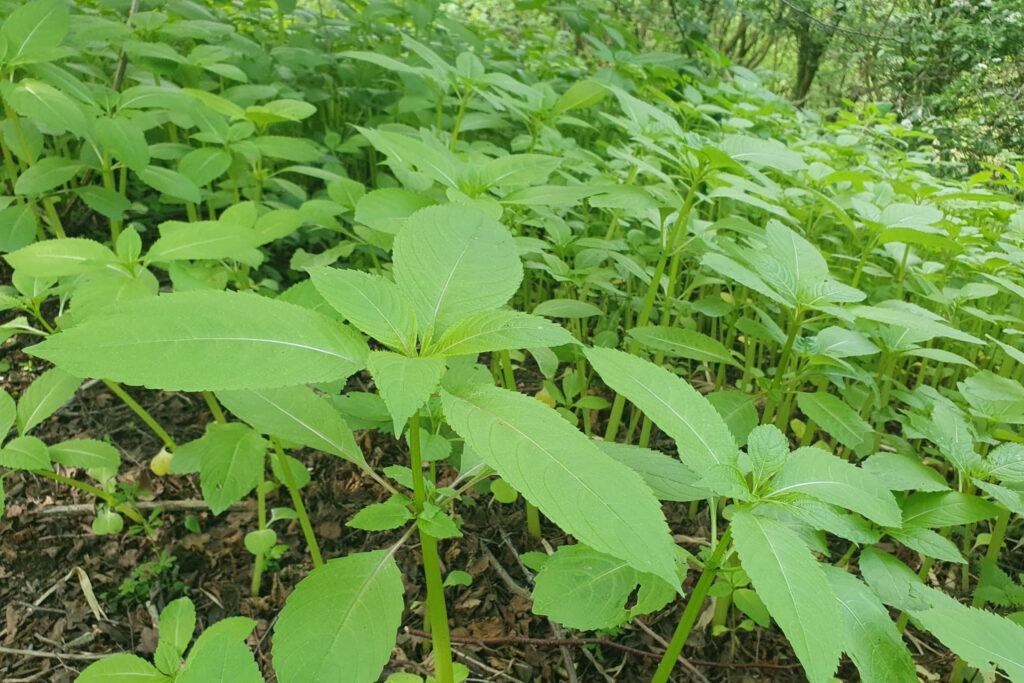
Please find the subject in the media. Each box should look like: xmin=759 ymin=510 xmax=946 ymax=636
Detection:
xmin=1 ymin=0 xmax=1024 ymax=681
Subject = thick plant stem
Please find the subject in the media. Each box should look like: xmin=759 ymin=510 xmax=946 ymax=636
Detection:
xmin=650 ymin=526 xmax=733 ymax=683
xmin=32 ymin=469 xmax=145 ymax=524
xmin=102 ymin=380 xmax=176 ymax=451
xmin=272 ymin=438 xmax=323 ymax=568
xmin=410 ymin=412 xmax=455 ymax=683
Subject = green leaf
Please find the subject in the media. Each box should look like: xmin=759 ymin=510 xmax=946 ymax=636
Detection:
xmin=706 ymin=391 xmax=759 ymax=447
xmin=730 ymin=510 xmax=841 ymax=683
xmin=900 ymin=491 xmax=999 ymax=528
xmin=859 ymin=547 xmax=930 ymax=613
xmin=822 ymin=566 xmax=917 ymax=683
xmin=0 ymin=435 xmax=49 ymax=470
xmin=983 ymin=442 xmax=1024 ymax=483
xmin=0 ymin=388 xmax=15 ymax=438
xmin=273 ymin=550 xmax=404 ymax=683
xmin=199 ymin=423 xmax=266 ymax=515
xmin=417 ymin=501 xmax=462 ymax=539
xmin=158 ymin=597 xmax=196 ymax=661
xmin=354 ymin=188 xmax=434 ymax=235
xmin=960 ymin=371 xmax=1024 ymax=423
xmin=75 ymin=654 xmax=166 ymax=682
xmin=428 ymin=310 xmax=576 ymax=356
xmin=244 ymin=528 xmax=277 ymax=555
xmin=217 ymin=385 xmax=366 ymax=467
xmin=29 ymin=291 xmax=368 ymax=391
xmin=551 ymin=79 xmax=607 ymax=117
xmin=14 ymin=157 xmax=81 ymax=195
xmin=347 ymin=499 xmax=412 ymax=531
xmin=1 ymin=0 xmax=69 ymax=65
xmin=532 ymin=298 xmax=604 ymax=319
xmin=746 ymin=424 xmax=789 ymax=486
xmin=879 ymin=202 xmax=943 ymax=229
xmin=886 ymin=526 xmax=965 ymax=564
xmin=49 ymin=439 xmax=120 ymax=471
xmin=394 ymin=204 xmax=523 ymax=335
xmin=308 ymin=268 xmax=417 ymax=355
xmin=178 ymin=147 xmax=232 ymax=187
xmin=252 ymin=135 xmax=322 ymax=163
xmin=17 ymin=367 xmax=81 ymax=434
xmin=5 ymin=238 xmax=118 ymax=278
xmin=532 ymin=544 xmax=673 ymax=629
xmin=96 ymin=117 xmax=150 ymax=172
xmin=75 ymin=186 xmax=132 ymax=221
xmin=796 ymin=392 xmax=874 ymax=455
xmin=627 ymin=326 xmax=738 ymax=366
xmin=146 ymin=221 xmax=261 ymax=265
xmin=138 ymin=166 xmax=202 ymax=204
xmin=974 ymin=479 xmax=1024 ymax=516
xmin=769 ymin=448 xmax=902 ymax=528
xmin=441 ymin=382 xmax=678 ymax=587
xmin=366 ymin=352 xmax=445 ymax=434
xmin=0 ymin=204 xmax=37 ymax=252
xmin=596 ymin=441 xmax=711 ymax=502
xmin=584 ymin=347 xmax=738 ymax=473
xmin=178 ymin=617 xmax=261 ymax=683
xmin=358 ymin=127 xmax=463 ymax=189
xmin=719 ymin=134 xmax=807 ymax=172
xmin=477 ymin=154 xmax=560 ymax=188
xmin=861 ymin=452 xmax=949 ymax=492
xmin=0 ymin=79 xmax=89 ymax=139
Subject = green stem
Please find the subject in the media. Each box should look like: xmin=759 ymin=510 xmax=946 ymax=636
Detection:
xmin=650 ymin=526 xmax=733 ymax=683
xmin=272 ymin=438 xmax=323 ymax=568
xmin=202 ymin=391 xmax=227 ymax=424
xmin=410 ymin=412 xmax=454 ymax=683
xmin=250 ymin=475 xmax=267 ymax=597
xmin=32 ymin=469 xmax=145 ymax=524
xmin=762 ymin=307 xmax=804 ymax=425
xmin=102 ymin=380 xmax=176 ymax=451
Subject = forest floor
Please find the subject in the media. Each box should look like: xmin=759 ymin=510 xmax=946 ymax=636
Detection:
xmin=0 ymin=342 xmax=960 ymax=682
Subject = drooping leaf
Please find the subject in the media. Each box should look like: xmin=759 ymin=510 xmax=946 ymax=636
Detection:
xmin=96 ymin=117 xmax=150 ymax=172
xmin=627 ymin=326 xmax=739 ymax=366
xmin=861 ymin=452 xmax=949 ymax=492
xmin=796 ymin=392 xmax=874 ymax=455
xmin=308 ymin=267 xmax=417 ymax=355
xmin=900 ymin=491 xmax=999 ymax=528
xmin=0 ymin=79 xmax=89 ymax=138
xmin=441 ymin=381 xmax=678 ymax=587
xmin=199 ymin=423 xmax=266 ymax=515
xmin=16 ymin=367 xmax=81 ymax=435
xmin=366 ymin=352 xmax=446 ymax=434
xmin=596 ymin=441 xmax=711 ymax=502
xmin=533 ymin=298 xmax=604 ymax=319
xmin=584 ymin=347 xmax=738 ymax=474
xmin=48 ymin=439 xmax=120 ymax=471
xmin=984 ymin=442 xmax=1024 ymax=484
xmin=273 ymin=550 xmax=404 ymax=683
xmin=137 ymin=166 xmax=202 ymax=204
xmin=0 ymin=435 xmax=49 ymax=470
xmin=532 ymin=544 xmax=674 ymax=629
xmin=731 ymin=509 xmax=841 ymax=682
xmin=75 ymin=654 xmax=166 ymax=683
xmin=217 ymin=385 xmax=366 ymax=467
xmin=822 ymin=566 xmax=917 ymax=683
xmin=886 ymin=526 xmax=965 ymax=564
xmin=29 ymin=291 xmax=368 ymax=391
xmin=394 ymin=204 xmax=523 ymax=335
xmin=769 ymin=448 xmax=902 ymax=527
